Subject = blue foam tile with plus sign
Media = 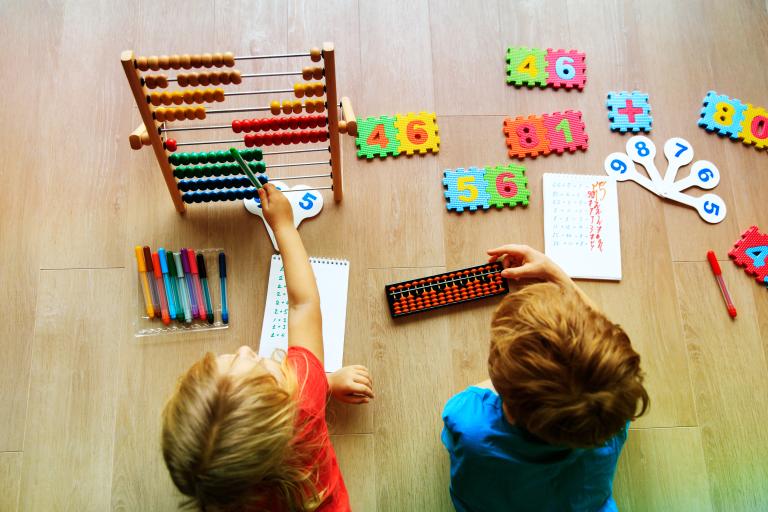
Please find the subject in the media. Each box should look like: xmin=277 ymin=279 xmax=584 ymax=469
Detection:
xmin=607 ymin=91 xmax=652 ymax=133
xmin=443 ymin=167 xmax=491 ymax=212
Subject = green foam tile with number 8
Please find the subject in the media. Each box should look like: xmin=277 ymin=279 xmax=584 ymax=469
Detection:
xmin=484 ymin=164 xmax=530 ymax=208
xmin=355 ymin=115 xmax=400 ymax=159
xmin=506 ymin=47 xmax=548 ymax=88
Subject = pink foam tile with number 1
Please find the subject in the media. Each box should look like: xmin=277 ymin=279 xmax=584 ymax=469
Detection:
xmin=542 ymin=110 xmax=589 ymax=153
xmin=728 ymin=225 xmax=768 ymax=285
xmin=544 ymin=49 xmax=586 ymax=90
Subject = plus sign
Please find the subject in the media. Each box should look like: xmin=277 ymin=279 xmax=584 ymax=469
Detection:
xmin=618 ymin=99 xmax=643 ymax=123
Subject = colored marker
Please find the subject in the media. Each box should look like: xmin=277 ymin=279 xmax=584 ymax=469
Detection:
xmin=707 ymin=250 xmax=737 ymax=318
xmin=143 ymin=246 xmax=161 ymax=318
xmin=165 ymin=251 xmax=183 ymax=322
xmin=197 ymin=253 xmax=214 ymax=324
xmin=219 ymin=252 xmax=228 ymax=324
xmin=180 ymin=249 xmax=199 ymax=318
xmin=187 ymin=249 xmax=207 ymax=321
xmin=134 ymin=246 xmax=155 ymax=318
xmin=230 ymin=147 xmax=263 ymax=189
xmin=151 ymin=252 xmax=171 ymax=325
xmin=173 ymin=252 xmax=193 ymax=323
xmin=158 ymin=248 xmax=178 ymax=321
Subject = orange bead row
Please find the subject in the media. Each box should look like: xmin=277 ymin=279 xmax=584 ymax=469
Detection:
xmin=269 ymin=99 xmax=325 ymax=116
xmin=294 ymin=82 xmax=325 ymax=98
xmin=392 ymin=280 xmax=503 ymax=315
xmin=302 ymin=66 xmax=325 ymax=80
xmin=135 ymin=52 xmax=235 ymax=71
xmin=154 ymin=106 xmax=206 ymax=122
xmin=149 ymin=88 xmax=225 ymax=106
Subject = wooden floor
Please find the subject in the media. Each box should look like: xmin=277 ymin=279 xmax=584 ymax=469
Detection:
xmin=2 ymin=1 xmax=768 ymax=510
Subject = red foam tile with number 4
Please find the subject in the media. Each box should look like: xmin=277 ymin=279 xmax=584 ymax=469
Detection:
xmin=542 ymin=110 xmax=589 ymax=153
xmin=503 ymin=115 xmax=550 ymax=159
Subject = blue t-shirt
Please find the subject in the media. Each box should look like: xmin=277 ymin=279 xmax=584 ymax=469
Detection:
xmin=441 ymin=387 xmax=628 ymax=512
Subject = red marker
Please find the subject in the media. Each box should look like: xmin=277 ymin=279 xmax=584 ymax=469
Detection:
xmin=707 ymin=250 xmax=736 ymax=318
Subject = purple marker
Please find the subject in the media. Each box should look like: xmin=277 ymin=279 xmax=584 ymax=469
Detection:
xmin=180 ymin=248 xmax=200 ymax=318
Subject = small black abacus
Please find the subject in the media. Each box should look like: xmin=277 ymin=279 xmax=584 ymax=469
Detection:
xmin=385 ymin=262 xmax=509 ymax=318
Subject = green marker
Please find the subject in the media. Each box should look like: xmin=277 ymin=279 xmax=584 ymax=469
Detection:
xmin=229 ymin=147 xmax=263 ymax=189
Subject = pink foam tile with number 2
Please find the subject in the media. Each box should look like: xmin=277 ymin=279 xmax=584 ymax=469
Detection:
xmin=394 ymin=112 xmax=440 ymax=155
xmin=728 ymin=225 xmax=768 ymax=285
xmin=542 ymin=110 xmax=589 ymax=153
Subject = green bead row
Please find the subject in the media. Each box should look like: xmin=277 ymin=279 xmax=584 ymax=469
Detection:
xmin=168 ymin=148 xmax=263 ymax=166
xmin=173 ymin=161 xmax=267 ymax=179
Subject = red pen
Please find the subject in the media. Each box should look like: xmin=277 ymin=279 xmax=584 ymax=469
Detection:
xmin=707 ymin=250 xmax=736 ymax=318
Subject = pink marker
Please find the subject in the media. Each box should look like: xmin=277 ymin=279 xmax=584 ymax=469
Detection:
xmin=187 ymin=249 xmax=207 ymax=321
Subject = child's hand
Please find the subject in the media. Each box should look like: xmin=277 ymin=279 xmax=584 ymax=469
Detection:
xmin=258 ymin=184 xmax=294 ymax=232
xmin=327 ymin=365 xmax=374 ymax=404
xmin=487 ymin=244 xmax=568 ymax=284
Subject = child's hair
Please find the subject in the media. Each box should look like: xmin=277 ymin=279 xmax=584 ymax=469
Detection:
xmin=161 ymin=352 xmax=324 ymax=511
xmin=488 ymin=282 xmax=649 ymax=448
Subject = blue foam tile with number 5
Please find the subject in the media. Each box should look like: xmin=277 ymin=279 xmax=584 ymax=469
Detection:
xmin=443 ymin=167 xmax=491 ymax=212
xmin=698 ymin=91 xmax=747 ymax=139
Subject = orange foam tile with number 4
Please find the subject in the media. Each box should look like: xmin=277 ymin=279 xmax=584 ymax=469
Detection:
xmin=356 ymin=112 xmax=439 ymax=159
xmin=503 ymin=110 xmax=588 ymax=160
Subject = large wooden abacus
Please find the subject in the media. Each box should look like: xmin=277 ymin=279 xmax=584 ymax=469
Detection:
xmin=121 ymin=43 xmax=357 ymax=213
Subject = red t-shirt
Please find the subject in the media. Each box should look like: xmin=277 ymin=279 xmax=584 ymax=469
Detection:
xmin=287 ymin=346 xmax=351 ymax=512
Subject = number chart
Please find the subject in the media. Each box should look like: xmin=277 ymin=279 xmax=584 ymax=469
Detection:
xmin=607 ymin=91 xmax=652 ymax=133
xmin=503 ymin=110 xmax=588 ymax=159
xmin=699 ymin=90 xmax=768 ymax=150
xmin=385 ymin=262 xmax=509 ymax=318
xmin=603 ymin=135 xmax=727 ymax=224
xmin=506 ymin=47 xmax=586 ymax=90
xmin=355 ymin=112 xmax=439 ymax=159
xmin=728 ymin=225 xmax=768 ymax=287
xmin=443 ymin=164 xmax=530 ymax=212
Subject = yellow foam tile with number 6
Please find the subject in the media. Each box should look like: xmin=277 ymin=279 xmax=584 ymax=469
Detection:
xmin=394 ymin=112 xmax=440 ymax=155
xmin=738 ymin=105 xmax=768 ymax=150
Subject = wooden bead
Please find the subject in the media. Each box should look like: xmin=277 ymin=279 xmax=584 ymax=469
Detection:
xmin=292 ymin=101 xmax=302 ymax=114
xmin=154 ymin=107 xmax=166 ymax=121
xmin=161 ymin=92 xmax=172 ymax=105
xmin=165 ymin=138 xmax=177 ymax=152
xmin=198 ymin=73 xmax=210 ymax=86
xmin=180 ymin=54 xmax=192 ymax=69
xmin=148 ymin=56 xmax=160 ymax=71
xmin=136 ymin=57 xmax=148 ymax=71
xmin=159 ymin=55 xmax=170 ymax=69
xmin=209 ymin=73 xmax=221 ymax=86
xmin=231 ymin=70 xmax=242 ymax=84
xmin=203 ymin=89 xmax=214 ymax=102
xmin=176 ymin=108 xmax=188 ymax=121
xmin=144 ymin=75 xmax=157 ymax=89
xmin=294 ymin=83 xmax=305 ymax=98
xmin=313 ymin=67 xmax=324 ymax=80
xmin=305 ymin=100 xmax=315 ymax=114
xmin=193 ymin=90 xmax=204 ymax=103
xmin=171 ymin=92 xmax=184 ymax=105
xmin=183 ymin=91 xmax=194 ymax=104
xmin=149 ymin=93 xmax=161 ymax=106
xmin=338 ymin=120 xmax=347 ymax=134
xmin=302 ymin=67 xmax=313 ymax=80
xmin=190 ymin=54 xmax=202 ymax=67
xmin=188 ymin=74 xmax=199 ymax=87
xmin=314 ymin=100 xmax=325 ymax=113
xmin=223 ymin=52 xmax=235 ymax=67
xmin=201 ymin=53 xmax=213 ymax=67
xmin=157 ymin=75 xmax=168 ymax=88
xmin=177 ymin=74 xmax=189 ymax=87
xmin=220 ymin=72 xmax=231 ymax=85
xmin=214 ymin=89 xmax=225 ymax=102
xmin=196 ymin=107 xmax=206 ymax=119
xmin=282 ymin=101 xmax=293 ymax=115
xmin=314 ymin=83 xmax=324 ymax=96
xmin=169 ymin=55 xmax=181 ymax=69
xmin=270 ymin=101 xmax=281 ymax=115
xmin=212 ymin=52 xmax=223 ymax=67
xmin=309 ymin=47 xmax=322 ymax=62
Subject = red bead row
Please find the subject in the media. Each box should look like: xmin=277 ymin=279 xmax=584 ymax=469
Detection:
xmin=232 ymin=114 xmax=327 ymax=134
xmin=244 ymin=129 xmax=329 ymax=147
xmin=392 ymin=277 xmax=503 ymax=315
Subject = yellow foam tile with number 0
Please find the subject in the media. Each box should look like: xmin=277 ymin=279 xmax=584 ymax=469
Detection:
xmin=394 ymin=112 xmax=440 ymax=155
xmin=738 ymin=105 xmax=768 ymax=150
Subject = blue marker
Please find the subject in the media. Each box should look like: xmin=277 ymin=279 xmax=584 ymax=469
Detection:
xmin=219 ymin=252 xmax=228 ymax=324
xmin=158 ymin=248 xmax=178 ymax=321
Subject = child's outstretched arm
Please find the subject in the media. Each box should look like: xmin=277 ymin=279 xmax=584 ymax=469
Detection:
xmin=486 ymin=243 xmax=600 ymax=311
xmin=258 ymin=184 xmax=323 ymax=364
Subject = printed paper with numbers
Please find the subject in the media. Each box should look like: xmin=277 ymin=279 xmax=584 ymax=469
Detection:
xmin=259 ymin=255 xmax=349 ymax=372
xmin=543 ymin=173 xmax=622 ymax=280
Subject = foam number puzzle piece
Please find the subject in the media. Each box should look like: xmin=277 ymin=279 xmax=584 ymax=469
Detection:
xmin=728 ymin=225 xmax=768 ymax=284
xmin=244 ymin=181 xmax=324 ymax=251
xmin=607 ymin=91 xmax=652 ymax=133
xmin=503 ymin=115 xmax=551 ymax=159
xmin=544 ymin=49 xmax=586 ymax=90
xmin=355 ymin=115 xmax=400 ymax=159
xmin=542 ymin=110 xmax=589 ymax=153
xmin=698 ymin=91 xmax=747 ymax=140
xmin=394 ymin=112 xmax=440 ymax=155
xmin=738 ymin=105 xmax=768 ymax=150
xmin=443 ymin=167 xmax=491 ymax=212
xmin=506 ymin=47 xmax=548 ymax=87
xmin=483 ymin=164 xmax=530 ymax=208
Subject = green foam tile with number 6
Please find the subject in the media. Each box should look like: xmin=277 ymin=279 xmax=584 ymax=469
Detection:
xmin=484 ymin=164 xmax=530 ymax=208
xmin=355 ymin=115 xmax=400 ymax=159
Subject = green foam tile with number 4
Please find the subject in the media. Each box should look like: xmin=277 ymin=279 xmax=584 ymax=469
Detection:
xmin=506 ymin=47 xmax=549 ymax=87
xmin=356 ymin=115 xmax=400 ymax=159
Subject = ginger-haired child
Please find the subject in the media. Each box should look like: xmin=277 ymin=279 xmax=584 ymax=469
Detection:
xmin=161 ymin=184 xmax=374 ymax=511
xmin=441 ymin=244 xmax=649 ymax=512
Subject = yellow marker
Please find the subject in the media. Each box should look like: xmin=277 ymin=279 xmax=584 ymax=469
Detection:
xmin=135 ymin=246 xmax=155 ymax=318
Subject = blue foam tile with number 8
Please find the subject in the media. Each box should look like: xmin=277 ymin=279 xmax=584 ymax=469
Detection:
xmin=443 ymin=168 xmax=491 ymax=212
xmin=698 ymin=91 xmax=747 ymax=139
xmin=607 ymin=91 xmax=652 ymax=133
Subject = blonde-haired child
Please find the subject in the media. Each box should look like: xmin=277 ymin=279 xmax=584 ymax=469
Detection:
xmin=442 ymin=244 xmax=649 ymax=512
xmin=162 ymin=184 xmax=374 ymax=511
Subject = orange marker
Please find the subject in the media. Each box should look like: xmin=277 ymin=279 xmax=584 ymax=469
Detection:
xmin=134 ymin=246 xmax=155 ymax=318
xmin=151 ymin=252 xmax=171 ymax=325
xmin=707 ymin=250 xmax=737 ymax=318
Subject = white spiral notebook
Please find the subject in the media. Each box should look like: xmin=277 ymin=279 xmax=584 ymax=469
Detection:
xmin=259 ymin=255 xmax=350 ymax=372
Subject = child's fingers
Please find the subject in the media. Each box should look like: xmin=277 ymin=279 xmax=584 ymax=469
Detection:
xmin=500 ymin=265 xmax=531 ymax=279
xmin=353 ymin=375 xmax=373 ymax=389
xmin=487 ymin=244 xmax=530 ymax=258
xmin=344 ymin=395 xmax=370 ymax=404
xmin=350 ymin=382 xmax=375 ymax=398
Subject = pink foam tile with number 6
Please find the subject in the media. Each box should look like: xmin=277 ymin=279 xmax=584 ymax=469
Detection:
xmin=542 ymin=110 xmax=589 ymax=153
xmin=728 ymin=225 xmax=768 ymax=284
xmin=544 ymin=49 xmax=586 ymax=90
